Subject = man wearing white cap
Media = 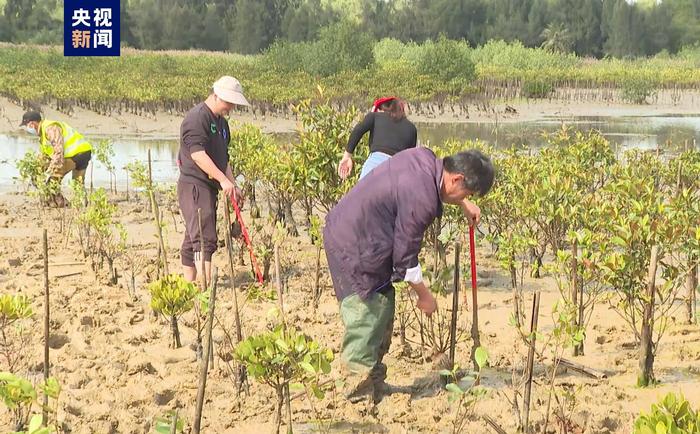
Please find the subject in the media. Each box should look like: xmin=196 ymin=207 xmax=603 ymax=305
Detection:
xmin=177 ymin=76 xmax=249 ymax=284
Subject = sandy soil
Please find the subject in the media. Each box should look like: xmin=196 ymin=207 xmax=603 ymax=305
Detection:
xmin=0 ymin=187 xmax=698 ymax=434
xmin=2 ymin=91 xmax=700 ymax=138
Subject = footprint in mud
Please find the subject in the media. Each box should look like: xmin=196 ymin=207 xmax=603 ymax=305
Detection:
xmin=153 ymin=389 xmax=175 ymax=406
xmin=48 ymin=333 xmax=70 ymax=349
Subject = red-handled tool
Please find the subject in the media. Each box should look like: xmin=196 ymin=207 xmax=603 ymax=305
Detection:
xmin=229 ymin=195 xmax=263 ymax=284
xmin=469 ymin=225 xmax=481 ymax=370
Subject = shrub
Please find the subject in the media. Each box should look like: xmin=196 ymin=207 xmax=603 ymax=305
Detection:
xmin=0 ymin=294 xmax=33 ymax=372
xmin=149 ymin=274 xmax=199 ymax=348
xmin=373 ymin=38 xmax=409 ymax=64
xmin=634 ymin=393 xmax=700 ymax=434
xmin=521 ymin=78 xmax=554 ymax=98
xmin=418 ymin=35 xmax=475 ymax=86
xmin=620 ymin=76 xmax=658 ymax=104
xmin=309 ymin=20 xmax=375 ymax=76
xmin=235 ymin=325 xmax=334 ymax=434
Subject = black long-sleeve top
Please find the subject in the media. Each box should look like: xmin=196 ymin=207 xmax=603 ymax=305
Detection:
xmin=345 ymin=112 xmax=418 ymax=156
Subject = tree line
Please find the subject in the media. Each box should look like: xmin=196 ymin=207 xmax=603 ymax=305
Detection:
xmin=1 ymin=0 xmax=700 ymax=58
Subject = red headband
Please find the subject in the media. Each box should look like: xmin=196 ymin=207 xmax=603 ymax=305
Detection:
xmin=372 ymin=96 xmax=397 ymax=112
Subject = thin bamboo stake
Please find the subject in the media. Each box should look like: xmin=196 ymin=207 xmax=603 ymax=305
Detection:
xmin=148 ymin=149 xmax=168 ymax=276
xmin=469 ymin=226 xmax=481 ymax=371
xmin=638 ymin=246 xmax=659 ymax=387
xmin=572 ymin=238 xmax=582 ymax=356
xmin=42 ymin=229 xmax=49 ymax=426
xmin=169 ymin=410 xmax=178 ymax=434
xmin=274 ymin=243 xmax=285 ymax=321
xmin=223 ymin=196 xmax=246 ymax=392
xmin=193 ymin=267 xmax=218 ymax=434
xmin=522 ymin=291 xmax=541 ymax=432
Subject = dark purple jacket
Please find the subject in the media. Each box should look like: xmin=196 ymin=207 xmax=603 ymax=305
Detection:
xmin=323 ymin=147 xmax=444 ymax=301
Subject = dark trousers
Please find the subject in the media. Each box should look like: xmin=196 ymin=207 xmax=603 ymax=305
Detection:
xmin=177 ymin=181 xmax=218 ymax=267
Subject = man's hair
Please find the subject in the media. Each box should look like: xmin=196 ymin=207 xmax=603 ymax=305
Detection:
xmin=443 ymin=150 xmax=495 ymax=196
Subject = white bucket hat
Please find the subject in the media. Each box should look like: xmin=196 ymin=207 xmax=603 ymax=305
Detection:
xmin=212 ymin=76 xmax=250 ymax=106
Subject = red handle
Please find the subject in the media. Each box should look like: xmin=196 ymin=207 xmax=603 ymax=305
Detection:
xmin=229 ymin=196 xmax=264 ymax=284
xmin=469 ymin=225 xmax=478 ymax=305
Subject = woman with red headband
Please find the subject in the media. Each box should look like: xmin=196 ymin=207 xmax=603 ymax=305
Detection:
xmin=338 ymin=96 xmax=417 ymax=180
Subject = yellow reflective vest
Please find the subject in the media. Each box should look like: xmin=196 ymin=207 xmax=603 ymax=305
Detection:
xmin=39 ymin=120 xmax=92 ymax=159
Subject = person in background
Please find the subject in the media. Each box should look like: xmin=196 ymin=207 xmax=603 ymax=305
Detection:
xmin=177 ymin=75 xmax=247 ymax=285
xmin=338 ymin=96 xmax=417 ymax=180
xmin=19 ymin=110 xmax=93 ymax=207
xmin=325 ymin=147 xmax=495 ymax=404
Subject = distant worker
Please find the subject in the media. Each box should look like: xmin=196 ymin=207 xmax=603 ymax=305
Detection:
xmin=338 ymin=96 xmax=417 ymax=180
xmin=177 ymin=76 xmax=247 ymax=285
xmin=20 ymin=111 xmax=93 ymax=207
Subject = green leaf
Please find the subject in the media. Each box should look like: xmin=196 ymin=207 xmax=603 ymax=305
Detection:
xmin=28 ymin=414 xmax=43 ymax=432
xmin=320 ymin=358 xmax=332 ymax=374
xmin=310 ymin=384 xmax=325 ymax=400
xmin=611 ymin=236 xmax=627 ymax=247
xmin=475 ymin=346 xmax=488 ymax=369
xmin=655 ymin=421 xmax=667 ymax=434
xmin=299 ymin=362 xmax=316 ymax=375
xmin=445 ymin=383 xmax=464 ymax=395
xmin=439 ymin=369 xmax=453 ymax=377
xmin=275 ymin=339 xmax=290 ymax=352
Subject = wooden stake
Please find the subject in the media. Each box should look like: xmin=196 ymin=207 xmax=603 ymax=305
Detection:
xmin=483 ymin=415 xmax=507 ymax=434
xmin=449 ymin=241 xmax=460 ymax=368
xmin=197 ymin=208 xmax=207 ymax=291
xmin=469 ymin=226 xmax=481 ymax=371
xmin=194 ymin=267 xmax=218 ymax=434
xmin=54 ymin=271 xmax=83 ymax=279
xmin=691 ymin=263 xmax=698 ymax=325
xmin=169 ymin=410 xmax=178 ymax=434
xmin=638 ymin=246 xmax=659 ymax=387
xmin=523 ymin=291 xmax=541 ymax=432
xmin=150 ymin=187 xmax=169 ymax=276
xmin=313 ymin=244 xmax=322 ymax=309
xmin=147 ymin=148 xmax=153 ymax=190
xmin=558 ymin=358 xmax=607 ymax=379
xmin=48 ymin=261 xmax=84 ymax=267
xmin=196 ymin=208 xmax=206 ymax=360
xmin=571 ymin=238 xmax=582 ymax=356
xmin=274 ymin=243 xmax=287 ymax=329
xmin=223 ymin=196 xmax=246 ymax=392
xmin=42 ymin=229 xmax=49 ymax=426
xmin=273 ymin=242 xmax=290 ymax=433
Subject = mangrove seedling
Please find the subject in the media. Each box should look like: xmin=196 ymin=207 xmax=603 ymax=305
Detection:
xmin=149 ymin=274 xmax=199 ymax=348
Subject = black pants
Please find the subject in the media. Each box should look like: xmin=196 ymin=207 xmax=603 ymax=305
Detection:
xmin=177 ymin=181 xmax=218 ymax=267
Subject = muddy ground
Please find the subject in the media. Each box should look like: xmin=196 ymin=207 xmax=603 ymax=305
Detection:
xmin=0 ymin=185 xmax=698 ymax=433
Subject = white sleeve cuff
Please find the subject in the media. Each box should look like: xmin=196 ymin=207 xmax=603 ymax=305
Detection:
xmin=404 ymin=263 xmax=422 ymax=284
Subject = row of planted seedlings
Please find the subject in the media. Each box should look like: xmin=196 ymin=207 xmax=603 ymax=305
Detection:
xmin=381 ymin=127 xmax=700 ymax=433
xmin=6 ymin=135 xmax=190 ymax=431
xmin=3 ymin=94 xmax=353 ymax=432
xmin=227 ymin=97 xmax=497 ymax=432
xmin=5 ymin=96 xmax=700 ymax=432
xmin=465 ymin=129 xmax=700 ymax=433
xmin=222 ymin=98 xmax=700 ymax=432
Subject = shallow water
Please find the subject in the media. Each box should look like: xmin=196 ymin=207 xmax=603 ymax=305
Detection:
xmin=1 ymin=114 xmax=698 ymax=190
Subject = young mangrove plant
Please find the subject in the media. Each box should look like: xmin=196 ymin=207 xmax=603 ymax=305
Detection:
xmin=440 ymin=346 xmax=489 ymax=434
xmin=0 ymin=294 xmax=33 ymax=372
xmin=235 ymin=325 xmax=333 ymax=434
xmin=149 ymin=274 xmax=199 ymax=348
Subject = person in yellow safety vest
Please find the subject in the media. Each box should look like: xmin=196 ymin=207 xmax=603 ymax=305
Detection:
xmin=20 ymin=111 xmax=93 ymax=206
